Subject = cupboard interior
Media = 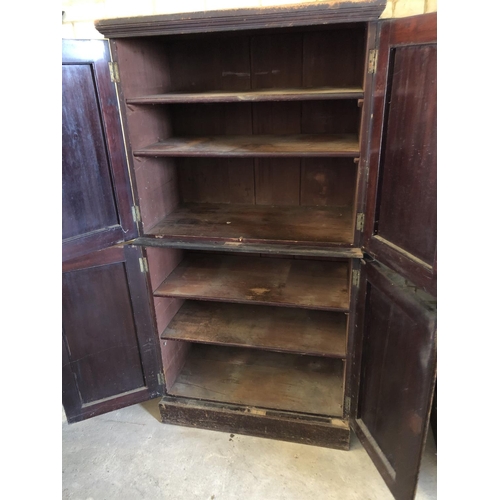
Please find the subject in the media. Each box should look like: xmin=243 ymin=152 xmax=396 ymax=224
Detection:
xmin=146 ymin=247 xmax=351 ymax=416
xmin=116 ymin=24 xmax=366 ymax=248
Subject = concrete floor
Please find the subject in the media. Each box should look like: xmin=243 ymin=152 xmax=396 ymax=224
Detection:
xmin=62 ymin=399 xmax=436 ymax=500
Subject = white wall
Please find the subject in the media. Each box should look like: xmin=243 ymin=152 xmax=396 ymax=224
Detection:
xmin=62 ymin=0 xmax=437 ymax=39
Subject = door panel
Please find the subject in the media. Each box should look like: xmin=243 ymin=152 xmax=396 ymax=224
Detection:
xmin=62 ymin=245 xmax=162 ymax=423
xmin=62 ymin=64 xmax=120 ymax=241
xmin=364 ymin=13 xmax=437 ymax=296
xmin=62 ymin=39 xmax=136 ymax=261
xmin=352 ymin=260 xmax=436 ymax=500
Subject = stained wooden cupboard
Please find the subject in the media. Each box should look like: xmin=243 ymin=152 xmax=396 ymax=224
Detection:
xmin=62 ymin=3 xmax=436 ymax=499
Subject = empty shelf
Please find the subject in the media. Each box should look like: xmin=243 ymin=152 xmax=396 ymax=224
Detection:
xmin=154 ymin=253 xmax=350 ymax=311
xmin=127 ymin=87 xmax=364 ymax=104
xmin=168 ymin=344 xmax=344 ymax=417
xmin=163 ymin=301 xmax=347 ymax=357
xmin=147 ymin=203 xmax=354 ymax=246
xmin=134 ymin=134 xmax=359 ymax=158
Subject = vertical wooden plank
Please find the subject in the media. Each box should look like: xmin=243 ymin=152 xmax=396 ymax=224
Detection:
xmin=300 ymin=158 xmax=357 ymax=208
xmin=251 ymin=33 xmax=303 ymax=89
xmin=252 ymin=101 xmax=301 ymax=205
xmin=179 ymin=158 xmax=255 ymax=204
xmin=301 ymin=100 xmax=360 ymax=134
xmin=303 ymin=26 xmax=366 ymax=88
xmin=167 ymin=36 xmax=251 ymax=92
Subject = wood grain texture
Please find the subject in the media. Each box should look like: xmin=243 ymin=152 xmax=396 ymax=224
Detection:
xmin=168 ymin=344 xmax=344 ymax=416
xmin=162 ymin=301 xmax=347 ymax=357
xmin=177 ymin=158 xmax=255 ymax=204
xmin=131 ymin=237 xmax=363 ymax=259
xmin=160 ymin=396 xmax=350 ymax=450
xmin=62 ymin=261 xmax=145 ymax=404
xmin=355 ymin=260 xmax=436 ymax=500
xmin=95 ymin=1 xmax=386 ymax=38
xmin=376 ymin=44 xmax=437 ymax=265
xmin=127 ymin=87 xmax=364 ymax=104
xmin=154 ymin=253 xmax=350 ymax=311
xmin=363 ymin=13 xmax=437 ymax=297
xmin=134 ymin=134 xmax=359 ymax=157
xmin=147 ymin=203 xmax=354 ymax=245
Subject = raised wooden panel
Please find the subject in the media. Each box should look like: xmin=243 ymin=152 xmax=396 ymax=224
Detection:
xmin=364 ymin=14 xmax=437 ymax=296
xmin=375 ymin=45 xmax=437 ymax=265
xmin=353 ymin=260 xmax=436 ymax=500
xmin=62 ymin=64 xmax=119 ymax=241
xmin=62 ymin=246 xmax=162 ymax=423
xmin=62 ymin=39 xmax=136 ymax=261
xmin=63 ymin=261 xmax=144 ymax=403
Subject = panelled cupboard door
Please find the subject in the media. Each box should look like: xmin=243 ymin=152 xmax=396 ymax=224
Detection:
xmin=62 ymin=245 xmax=162 ymax=423
xmin=62 ymin=39 xmax=137 ymax=262
xmin=352 ymin=260 xmax=436 ymax=500
xmin=364 ymin=13 xmax=437 ymax=296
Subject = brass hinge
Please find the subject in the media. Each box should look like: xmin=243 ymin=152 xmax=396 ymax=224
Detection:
xmin=352 ymin=269 xmax=360 ymax=288
xmin=157 ymin=372 xmax=165 ymax=386
xmin=109 ymin=61 xmax=120 ymax=83
xmin=132 ymin=204 xmax=141 ymax=223
xmin=345 ymin=396 xmax=351 ymax=414
xmin=368 ymin=49 xmax=378 ymax=74
xmin=356 ymin=213 xmax=365 ymax=232
xmin=139 ymin=257 xmax=149 ymax=274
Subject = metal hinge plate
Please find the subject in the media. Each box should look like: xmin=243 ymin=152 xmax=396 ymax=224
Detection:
xmin=157 ymin=372 xmax=165 ymax=386
xmin=139 ymin=257 xmax=149 ymax=274
xmin=356 ymin=213 xmax=365 ymax=232
xmin=132 ymin=205 xmax=141 ymax=223
xmin=352 ymin=270 xmax=360 ymax=288
xmin=109 ymin=61 xmax=120 ymax=83
xmin=368 ymin=49 xmax=378 ymax=74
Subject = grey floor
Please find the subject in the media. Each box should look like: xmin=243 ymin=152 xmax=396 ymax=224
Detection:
xmin=62 ymin=399 xmax=436 ymax=500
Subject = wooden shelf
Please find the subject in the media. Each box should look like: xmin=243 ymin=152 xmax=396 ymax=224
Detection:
xmin=162 ymin=301 xmax=347 ymax=357
xmin=168 ymin=344 xmax=344 ymax=417
xmin=147 ymin=203 xmax=354 ymax=246
xmin=134 ymin=134 xmax=359 ymax=158
xmin=127 ymin=87 xmax=364 ymax=104
xmin=154 ymin=254 xmax=350 ymax=311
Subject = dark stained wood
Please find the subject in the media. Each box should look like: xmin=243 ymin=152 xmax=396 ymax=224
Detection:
xmin=63 ymin=262 xmax=144 ymax=405
xmin=159 ymin=396 xmax=350 ymax=450
xmin=134 ymin=134 xmax=359 ymax=157
xmin=168 ymin=344 xmax=345 ymax=416
xmin=353 ymin=21 xmax=378 ymax=248
xmin=301 ymin=100 xmax=360 ymax=134
xmin=376 ymin=45 xmax=437 ymax=263
xmin=95 ymin=1 xmax=387 ymax=38
xmin=300 ymin=158 xmax=357 ymax=207
xmin=353 ymin=259 xmax=436 ymax=500
xmin=154 ymin=253 xmax=350 ymax=311
xmin=127 ymin=87 xmax=364 ymax=104
xmin=364 ymin=13 xmax=437 ymax=297
xmin=167 ymin=36 xmax=251 ymax=92
xmin=147 ymin=203 xmax=354 ymax=245
xmin=178 ymin=158 xmax=255 ymax=205
xmin=162 ymin=301 xmax=347 ymax=357
xmin=130 ymin=237 xmax=363 ymax=259
xmin=62 ymin=246 xmax=162 ymax=423
xmin=171 ymin=103 xmax=253 ymax=136
xmin=251 ymin=33 xmax=302 ymax=88
xmin=109 ymin=39 xmax=178 ymax=233
xmin=62 ymin=40 xmax=136 ymax=261
xmin=303 ymin=27 xmax=366 ymax=88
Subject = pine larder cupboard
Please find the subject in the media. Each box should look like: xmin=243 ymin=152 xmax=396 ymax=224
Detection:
xmin=62 ymin=3 xmax=436 ymax=499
